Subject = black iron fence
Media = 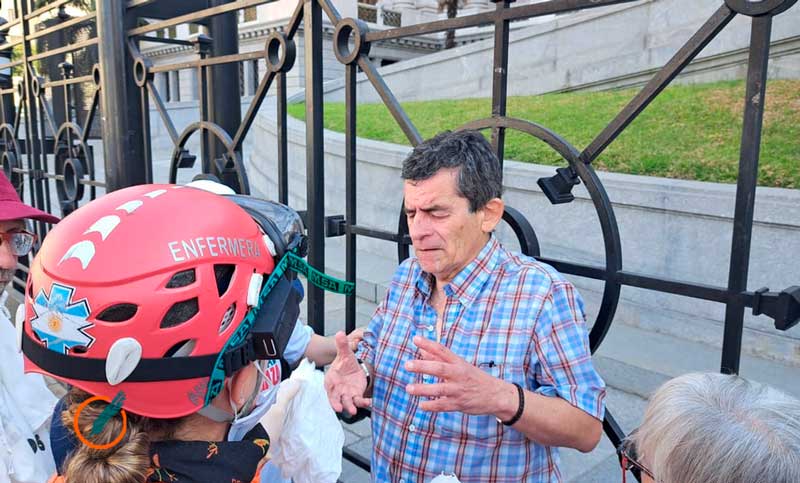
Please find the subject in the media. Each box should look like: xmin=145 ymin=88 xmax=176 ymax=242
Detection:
xmin=2 ymin=0 xmax=799 ymax=480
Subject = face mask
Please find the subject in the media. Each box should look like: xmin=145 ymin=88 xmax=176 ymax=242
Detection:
xmin=227 ymin=361 xmax=279 ymax=442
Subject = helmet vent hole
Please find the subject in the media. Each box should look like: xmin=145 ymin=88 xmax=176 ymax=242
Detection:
xmin=160 ymin=298 xmax=199 ymax=329
xmin=219 ymin=303 xmax=236 ymax=334
xmin=214 ymin=264 xmax=235 ymax=297
xmin=164 ymin=339 xmax=197 ymax=357
xmin=166 ymin=269 xmax=196 ymax=288
xmin=72 ymin=345 xmax=88 ymax=354
xmin=97 ymin=303 xmax=138 ymax=322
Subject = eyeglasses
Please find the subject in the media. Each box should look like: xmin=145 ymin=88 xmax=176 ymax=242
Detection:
xmin=0 ymin=230 xmax=37 ymax=256
xmin=618 ymin=439 xmax=654 ymax=483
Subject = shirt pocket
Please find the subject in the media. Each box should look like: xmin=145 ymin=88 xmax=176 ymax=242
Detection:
xmin=434 ymin=363 xmax=504 ymax=442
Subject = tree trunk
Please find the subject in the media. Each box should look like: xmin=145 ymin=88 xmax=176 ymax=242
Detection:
xmin=445 ymin=0 xmax=457 ymax=49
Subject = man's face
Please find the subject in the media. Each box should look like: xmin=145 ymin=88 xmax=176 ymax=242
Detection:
xmin=404 ymin=168 xmax=490 ymax=286
xmin=0 ymin=219 xmax=24 ymax=287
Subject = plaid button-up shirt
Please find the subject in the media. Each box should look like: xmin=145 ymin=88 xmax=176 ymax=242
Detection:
xmin=357 ymin=236 xmax=606 ymax=483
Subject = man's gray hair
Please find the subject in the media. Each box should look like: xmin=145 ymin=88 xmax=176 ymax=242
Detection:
xmin=631 ymin=372 xmax=800 ymax=483
xmin=401 ymin=130 xmax=502 ymax=212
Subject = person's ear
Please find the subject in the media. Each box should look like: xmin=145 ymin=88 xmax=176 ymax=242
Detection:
xmin=229 ymin=363 xmax=259 ymax=408
xmin=480 ymin=198 xmax=504 ymax=233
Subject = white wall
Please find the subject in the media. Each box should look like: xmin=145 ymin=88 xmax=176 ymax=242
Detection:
xmin=319 ymin=0 xmax=800 ymax=102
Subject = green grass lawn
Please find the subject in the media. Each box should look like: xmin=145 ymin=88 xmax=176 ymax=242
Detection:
xmin=287 ymin=80 xmax=799 ymax=188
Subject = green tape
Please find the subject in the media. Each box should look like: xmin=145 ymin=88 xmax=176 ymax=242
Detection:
xmin=286 ymin=251 xmax=354 ymax=295
xmin=204 ymin=250 xmax=354 ymax=405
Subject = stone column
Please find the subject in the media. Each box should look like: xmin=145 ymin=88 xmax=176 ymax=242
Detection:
xmin=169 ymin=71 xmax=180 ymax=102
xmin=415 ymin=0 xmax=438 ymax=24
xmin=181 ymin=69 xmax=197 ymax=101
xmin=243 ymin=58 xmax=255 ymax=96
xmin=461 ymin=0 xmax=489 ymax=16
xmin=393 ymin=0 xmax=417 ymax=25
xmin=155 ymin=72 xmax=168 ymax=100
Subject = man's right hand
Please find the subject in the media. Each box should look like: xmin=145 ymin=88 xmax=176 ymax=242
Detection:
xmin=324 ymin=331 xmax=370 ymax=415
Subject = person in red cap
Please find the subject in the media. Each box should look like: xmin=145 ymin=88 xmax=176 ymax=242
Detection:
xmin=0 ymin=171 xmax=61 ymax=483
xmin=0 ymin=171 xmax=59 ymax=287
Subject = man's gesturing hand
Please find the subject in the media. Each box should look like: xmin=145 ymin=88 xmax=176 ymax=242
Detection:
xmin=324 ymin=331 xmax=370 ymax=415
xmin=405 ymin=336 xmax=516 ymax=416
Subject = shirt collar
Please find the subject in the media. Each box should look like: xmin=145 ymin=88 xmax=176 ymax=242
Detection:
xmin=415 ymin=235 xmax=501 ymax=308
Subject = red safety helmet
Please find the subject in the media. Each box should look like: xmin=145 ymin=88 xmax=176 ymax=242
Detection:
xmin=20 ymin=184 xmax=278 ymax=419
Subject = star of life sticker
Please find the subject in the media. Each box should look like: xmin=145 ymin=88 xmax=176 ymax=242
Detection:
xmin=30 ymin=283 xmax=95 ymax=354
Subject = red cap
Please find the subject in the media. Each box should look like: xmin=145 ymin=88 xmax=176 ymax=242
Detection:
xmin=0 ymin=172 xmax=60 ymax=224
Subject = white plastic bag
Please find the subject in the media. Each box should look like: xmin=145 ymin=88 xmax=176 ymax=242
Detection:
xmin=267 ymin=359 xmax=344 ymax=483
xmin=430 ymin=473 xmax=462 ymax=483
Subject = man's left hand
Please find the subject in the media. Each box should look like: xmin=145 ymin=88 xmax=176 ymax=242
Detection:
xmin=404 ymin=336 xmax=515 ymax=416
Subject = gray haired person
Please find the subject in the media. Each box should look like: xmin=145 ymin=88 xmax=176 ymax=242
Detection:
xmin=619 ymin=372 xmax=800 ymax=483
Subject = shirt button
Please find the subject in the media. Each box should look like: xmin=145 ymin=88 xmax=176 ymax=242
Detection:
xmin=409 ymin=424 xmax=416 ymax=433
xmin=426 ymin=325 xmax=434 ymax=332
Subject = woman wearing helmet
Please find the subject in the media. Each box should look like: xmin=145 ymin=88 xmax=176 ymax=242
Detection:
xmin=19 ymin=184 xmax=347 ymax=483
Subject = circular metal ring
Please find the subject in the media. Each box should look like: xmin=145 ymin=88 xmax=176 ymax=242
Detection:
xmin=397 ymin=207 xmax=410 ymax=262
xmin=264 ymin=32 xmax=296 ymax=74
xmin=92 ymin=64 xmax=102 ymax=87
xmin=724 ymin=0 xmax=797 ymax=16
xmin=30 ymin=76 xmax=43 ymax=97
xmin=502 ymin=205 xmax=540 ymax=258
xmin=2 ymin=151 xmax=20 ymax=189
xmin=463 ymin=117 xmax=622 ymax=353
xmin=169 ymin=121 xmax=250 ymax=195
xmin=62 ymin=157 xmax=85 ymax=204
xmin=333 ymin=18 xmax=371 ymax=65
xmin=0 ymin=123 xmax=22 ymax=190
xmin=133 ymin=57 xmax=152 ymax=88
xmin=54 ymin=122 xmax=92 ymax=215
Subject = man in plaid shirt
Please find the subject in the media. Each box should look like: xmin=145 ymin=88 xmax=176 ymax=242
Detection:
xmin=325 ymin=130 xmax=606 ymax=482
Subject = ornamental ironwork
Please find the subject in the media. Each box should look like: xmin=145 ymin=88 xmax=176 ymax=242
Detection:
xmin=2 ymin=1 xmax=797 ymax=480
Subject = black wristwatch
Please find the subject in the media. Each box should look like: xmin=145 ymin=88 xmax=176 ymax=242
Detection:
xmin=496 ymin=382 xmax=525 ymax=426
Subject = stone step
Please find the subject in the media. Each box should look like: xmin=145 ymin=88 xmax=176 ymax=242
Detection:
xmin=594 ymin=323 xmax=800 ymax=401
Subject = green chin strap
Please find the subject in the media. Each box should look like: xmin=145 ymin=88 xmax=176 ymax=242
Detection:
xmin=203 ymin=250 xmax=354 ymax=406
